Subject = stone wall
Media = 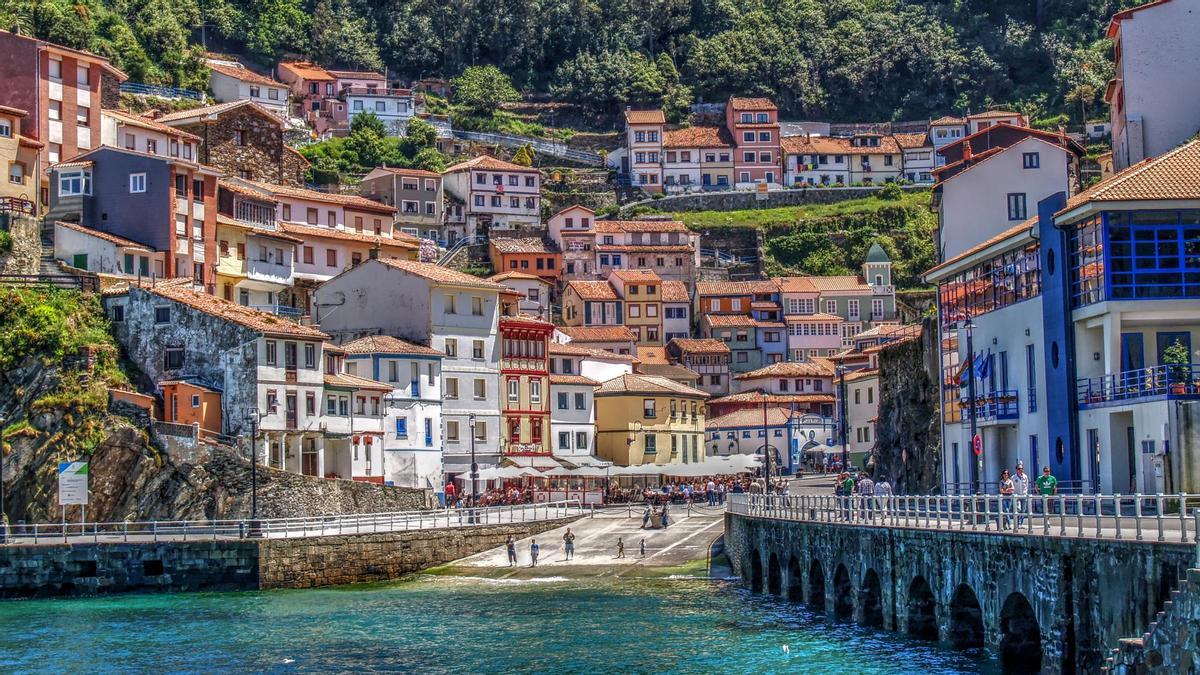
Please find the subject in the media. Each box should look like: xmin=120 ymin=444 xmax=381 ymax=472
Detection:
xmin=0 ymin=214 xmax=41 ymax=275
xmin=726 ymin=513 xmax=1193 ymax=672
xmin=175 ymin=106 xmax=305 ymax=187
xmin=1107 ymin=565 xmax=1200 ymax=672
xmin=870 ymin=316 xmax=940 ymax=493
xmin=621 ymin=185 xmax=924 ymax=214
xmin=257 ymin=516 xmax=578 ymax=589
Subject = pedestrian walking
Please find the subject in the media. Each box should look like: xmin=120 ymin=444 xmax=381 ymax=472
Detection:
xmin=530 ymin=539 xmax=540 ymax=567
xmin=857 ymin=472 xmax=875 ymax=521
xmin=506 ymin=535 xmax=517 ymax=566
xmin=1037 ymin=466 xmax=1059 ymax=514
xmin=616 ymin=537 xmax=626 ymax=558
xmin=641 ymin=505 xmax=651 ymax=529
xmin=841 ymin=473 xmax=856 ymax=521
xmin=998 ymin=470 xmax=1015 ymax=529
xmin=1012 ymin=463 xmax=1030 ymax=525
xmin=639 ymin=538 xmax=646 ymax=557
xmin=661 ymin=503 xmax=670 ymax=528
xmin=562 ymin=528 xmax=576 ymax=561
xmin=875 ymin=477 xmax=893 ymax=517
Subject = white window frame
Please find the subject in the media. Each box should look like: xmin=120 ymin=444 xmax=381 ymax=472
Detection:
xmin=129 ymin=172 xmax=147 ymax=193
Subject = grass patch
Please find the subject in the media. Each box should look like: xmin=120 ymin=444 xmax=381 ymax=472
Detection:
xmin=672 ymin=189 xmax=931 ymax=230
xmin=0 ymin=228 xmax=11 ymax=254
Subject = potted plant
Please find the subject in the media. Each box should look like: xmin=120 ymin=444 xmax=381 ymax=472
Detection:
xmin=1162 ymin=339 xmax=1192 ymax=395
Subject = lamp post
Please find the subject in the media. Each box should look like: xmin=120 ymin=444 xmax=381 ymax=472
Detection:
xmin=244 ymin=408 xmax=264 ymax=533
xmin=0 ymin=413 xmax=6 ymax=529
xmin=963 ymin=316 xmax=980 ymax=494
xmin=836 ymin=364 xmax=849 ymax=471
xmin=468 ymin=413 xmax=478 ymax=506
xmin=760 ymin=390 xmax=771 ymax=491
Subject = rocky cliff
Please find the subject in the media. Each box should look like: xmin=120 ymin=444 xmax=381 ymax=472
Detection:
xmin=869 ymin=316 xmax=941 ymax=494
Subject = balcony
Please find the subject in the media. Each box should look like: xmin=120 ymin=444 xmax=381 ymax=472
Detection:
xmin=1077 ymin=364 xmax=1200 ymax=408
xmin=966 ymin=389 xmax=1019 ymax=425
xmin=249 ymin=304 xmax=303 ymax=320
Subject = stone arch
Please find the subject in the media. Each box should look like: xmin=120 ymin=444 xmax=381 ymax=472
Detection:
xmin=807 ymin=559 xmax=826 ymax=611
xmin=833 ymin=563 xmax=854 ymax=620
xmin=999 ymin=592 xmax=1042 ymax=673
xmin=948 ymin=583 xmax=985 ymax=649
xmin=749 ymin=549 xmax=763 ymax=593
xmin=786 ymin=555 xmax=803 ymax=602
xmin=767 ymin=552 xmax=782 ymax=596
xmin=906 ymin=576 xmax=939 ymax=640
xmin=860 ymin=568 xmax=884 ymax=628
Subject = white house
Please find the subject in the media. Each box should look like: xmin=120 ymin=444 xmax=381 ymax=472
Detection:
xmin=488 ymin=271 xmax=552 ymax=320
xmin=928 ymin=116 xmax=967 ymax=167
xmin=342 ymin=334 xmax=445 ymax=492
xmin=661 ymin=280 xmax=691 ymax=342
xmin=100 ymin=109 xmax=201 ymax=160
xmin=312 ymin=258 xmax=507 ymax=477
xmin=345 ymin=87 xmax=416 ymax=135
xmin=206 ymin=60 xmax=289 ymax=117
xmin=54 ymin=220 xmax=163 ymax=277
xmin=441 ymin=155 xmax=541 ymax=239
xmin=895 ymin=131 xmax=935 ymax=184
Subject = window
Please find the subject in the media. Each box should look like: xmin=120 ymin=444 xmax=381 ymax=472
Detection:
xmin=1022 ymin=152 xmax=1040 ymax=169
xmin=154 ymin=306 xmax=171 ymax=324
xmin=473 ymin=339 xmax=484 ymax=359
xmin=48 ymin=100 xmax=61 ymax=121
xmin=557 ymin=392 xmax=569 ymax=410
xmin=0 ymin=120 xmax=10 ymax=138
xmin=576 ymin=431 xmax=588 ymax=449
xmin=471 ymin=296 xmax=483 ymax=316
xmin=445 ymin=378 xmax=459 ymax=399
xmin=164 ymin=348 xmax=184 ymax=370
xmin=304 ymin=343 xmax=316 ymax=369
xmin=574 ymin=392 xmax=586 ymax=410
xmin=644 ymin=435 xmax=657 ymax=454
xmin=758 ymin=132 xmax=771 ymax=142
xmin=507 ymin=378 xmax=519 ymax=403
xmin=126 ymin=172 xmax=148 ymax=194
xmin=759 ymin=152 xmax=771 ymax=163
xmin=743 ymin=152 xmax=755 ymax=163
xmin=446 ymin=420 xmax=459 ymax=442
xmin=57 ymin=170 xmax=91 ymax=196
xmin=643 ymin=399 xmax=656 ymax=418
xmin=8 ymin=162 xmax=24 ymax=185
xmin=742 ymin=131 xmax=754 ymax=142
xmin=444 ymin=338 xmax=458 ymax=357
xmin=473 ymin=379 xmax=486 ymax=399
xmin=326 ymin=249 xmax=337 ymax=267
xmin=234 ymin=130 xmax=247 ymax=146
xmin=1007 ymin=193 xmax=1027 ymax=221
xmin=76 ymin=106 xmax=90 ymax=126
xmin=110 ymin=304 xmax=125 ymax=322
xmin=473 ymin=420 xmax=487 ymax=441
xmin=530 ymin=380 xmax=541 ymax=404
xmin=306 ymin=207 xmax=318 ymax=224
xmin=559 ymin=431 xmax=571 ymax=450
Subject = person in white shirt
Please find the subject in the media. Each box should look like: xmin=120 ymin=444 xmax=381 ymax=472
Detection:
xmin=1012 ymin=463 xmax=1030 ymax=526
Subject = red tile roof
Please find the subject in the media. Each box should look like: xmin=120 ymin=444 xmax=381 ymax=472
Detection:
xmin=708 ymin=391 xmax=835 ymax=406
xmin=703 ymin=314 xmax=757 ymax=328
xmin=593 ymin=220 xmax=688 ymax=234
xmin=594 ymin=373 xmax=708 ymax=398
xmin=609 ymin=269 xmax=662 ymax=284
xmin=660 ymin=280 xmax=690 ymax=303
xmin=490 ymin=237 xmax=554 ymax=254
xmin=146 ymin=283 xmax=327 ymax=339
xmin=242 ymin=179 xmax=397 ymax=214
xmin=548 ymin=341 xmax=637 ymax=362
xmin=662 ymin=126 xmax=733 ymax=148
xmin=103 ymin=109 xmax=202 ymax=142
xmin=729 ymin=97 xmax=777 ymax=111
xmin=736 ymin=360 xmax=835 ymax=379
xmin=966 ymin=110 xmax=1025 ymax=121
xmin=55 ymin=221 xmax=154 ymax=251
xmin=781 ymin=134 xmax=901 ymax=157
xmin=624 ymin=109 xmax=666 ymax=125
xmin=1057 ymin=139 xmax=1200 ymax=215
xmin=157 ymin=100 xmax=283 ymax=125
xmin=279 ymin=222 xmax=419 ymax=249
xmin=930 ymin=116 xmax=965 ymax=126
xmin=707 ymin=406 xmax=795 ymax=429
xmin=556 ymin=325 xmax=637 ymax=343
xmin=279 ymin=61 xmax=334 ymax=81
xmin=341 ymin=334 xmax=442 ymax=356
xmin=207 ymin=61 xmax=280 ymax=87
xmin=489 ymin=271 xmax=544 ymax=283
xmin=669 ymin=338 xmax=731 ymax=354
xmin=565 ymin=280 xmax=618 ymax=301
xmin=776 ymin=277 xmax=818 ymax=293
xmin=324 ymin=373 xmax=393 ymax=391
xmin=550 ymin=374 xmax=600 ymax=386
xmin=376 ymin=258 xmax=506 ymax=290
xmin=807 ymin=276 xmax=870 ymax=292
xmin=786 ymin=312 xmax=843 ymax=322
xmin=893 ymin=132 xmax=930 ymax=149
xmin=696 ymin=280 xmax=779 ymax=296
xmin=444 ymin=154 xmax=539 ymax=174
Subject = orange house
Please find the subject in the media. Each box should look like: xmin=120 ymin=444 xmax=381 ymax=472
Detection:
xmin=488 ymin=237 xmax=562 ymax=285
xmin=160 ymin=380 xmax=223 ymax=436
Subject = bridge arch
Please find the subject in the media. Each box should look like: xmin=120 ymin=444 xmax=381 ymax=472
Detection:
xmin=767 ymin=553 xmax=782 ymax=596
xmin=749 ymin=549 xmax=763 ymax=593
xmin=1000 ymin=592 xmax=1042 ymax=673
xmin=786 ymin=555 xmax=803 ymax=602
xmin=860 ymin=568 xmax=884 ymax=628
xmin=807 ymin=559 xmax=826 ymax=611
xmin=948 ymin=583 xmax=985 ymax=649
xmin=833 ymin=563 xmax=854 ymax=620
xmin=906 ymin=576 xmax=939 ymax=640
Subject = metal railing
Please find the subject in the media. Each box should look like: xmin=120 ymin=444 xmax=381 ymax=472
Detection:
xmin=0 ymin=273 xmax=98 ymax=292
xmin=1077 ymin=364 xmax=1200 ymax=408
xmin=728 ymin=493 xmax=1200 ymax=543
xmin=119 ymin=82 xmax=205 ymax=102
xmin=969 ymin=389 xmax=1019 ymax=422
xmin=248 ymin=304 xmax=304 ymax=319
xmin=451 ymin=130 xmax=603 ymax=165
xmin=0 ymin=196 xmax=35 ymax=215
xmin=1 ymin=500 xmax=584 ymax=546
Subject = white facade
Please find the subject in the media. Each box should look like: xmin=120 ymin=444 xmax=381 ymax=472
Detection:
xmin=441 ymin=158 xmax=541 ymax=239
xmin=54 ymin=221 xmax=163 ymax=277
xmin=1107 ymin=0 xmax=1200 ymax=170
xmin=551 ymin=379 xmax=597 ymax=460
xmin=346 ymin=88 xmax=416 ymax=135
xmin=100 ymin=111 xmax=199 ymax=160
xmin=937 ymin=137 xmax=1074 ymax=262
xmin=207 ymin=64 xmax=289 ymax=117
xmin=845 ymin=371 xmax=880 ymax=459
xmin=902 ymin=145 xmax=936 ymax=183
xmin=929 ymin=121 xmax=966 ymax=166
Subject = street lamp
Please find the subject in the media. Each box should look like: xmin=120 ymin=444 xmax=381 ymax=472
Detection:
xmin=468 ymin=413 xmax=478 ymax=506
xmin=836 ymin=364 xmax=849 ymax=472
xmin=760 ymin=389 xmax=772 ymax=490
xmin=960 ymin=316 xmax=980 ymax=494
xmin=244 ymin=407 xmax=264 ymax=533
xmin=0 ymin=413 xmax=6 ymax=531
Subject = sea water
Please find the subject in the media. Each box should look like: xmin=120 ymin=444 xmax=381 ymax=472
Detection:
xmin=0 ymin=575 xmax=999 ymax=673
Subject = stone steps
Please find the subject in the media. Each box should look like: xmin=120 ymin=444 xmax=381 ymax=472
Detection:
xmin=1104 ymin=567 xmax=1200 ymax=672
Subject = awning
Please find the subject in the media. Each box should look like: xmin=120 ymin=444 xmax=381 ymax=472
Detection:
xmin=559 ymin=455 xmax=613 ymax=468
xmin=502 ymin=455 xmax=563 ymax=469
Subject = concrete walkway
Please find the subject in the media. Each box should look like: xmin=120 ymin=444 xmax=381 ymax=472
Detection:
xmin=445 ymin=506 xmax=727 ymax=578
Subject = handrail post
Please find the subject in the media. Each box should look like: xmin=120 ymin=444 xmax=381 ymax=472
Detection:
xmin=1157 ymin=494 xmax=1165 ymax=542
xmin=1134 ymin=494 xmax=1143 ymax=541
xmin=1114 ymin=494 xmax=1122 ymax=539
xmin=1180 ymin=493 xmax=1189 ymax=543
xmin=1093 ymin=494 xmax=1101 ymax=538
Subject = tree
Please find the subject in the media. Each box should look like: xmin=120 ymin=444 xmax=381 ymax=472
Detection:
xmin=410 ymin=147 xmax=446 ymax=173
xmin=309 ymin=0 xmax=383 ymax=71
xmin=452 ymin=65 xmax=520 ymax=116
xmin=512 ymin=144 xmax=535 ymax=166
xmin=350 ymin=112 xmax=387 ymax=138
xmin=403 ymin=118 xmax=438 ymax=150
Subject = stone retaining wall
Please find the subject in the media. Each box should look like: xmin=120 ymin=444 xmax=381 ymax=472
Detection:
xmin=1107 ymin=566 xmax=1200 ymax=672
xmin=621 ymin=185 xmax=923 ymax=214
xmin=0 ymin=214 xmax=41 ymax=275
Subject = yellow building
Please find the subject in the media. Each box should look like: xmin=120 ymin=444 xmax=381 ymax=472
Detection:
xmin=214 ymin=214 xmax=302 ymax=309
xmin=609 ymin=269 xmax=663 ymax=346
xmin=0 ymin=105 xmax=41 ymax=215
xmin=594 ymin=373 xmax=708 ymax=466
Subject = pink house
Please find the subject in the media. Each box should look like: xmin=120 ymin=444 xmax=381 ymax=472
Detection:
xmin=725 ymin=97 xmax=782 ymax=188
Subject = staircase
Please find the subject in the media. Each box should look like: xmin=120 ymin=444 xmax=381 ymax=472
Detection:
xmin=38 ymin=216 xmax=59 ymax=276
xmin=1105 ymin=564 xmax=1200 ymax=672
xmin=437 ymin=235 xmax=488 ymax=267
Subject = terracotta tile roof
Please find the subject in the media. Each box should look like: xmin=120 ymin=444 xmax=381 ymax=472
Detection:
xmin=736 ymin=360 xmax=835 ymax=379
xmin=376 ymin=259 xmax=506 ymax=290
xmin=807 ymin=275 xmax=870 ymax=292
xmin=781 ymin=134 xmax=901 ymax=156
xmin=491 ymin=237 xmax=553 ymax=254
xmin=786 ymin=312 xmax=843 ymax=322
xmin=894 ymin=132 xmax=931 ymax=149
xmin=635 ymin=346 xmax=669 ymax=365
xmin=594 ymin=373 xmax=708 ymax=398
xmin=636 ymin=363 xmax=700 ymax=382
xmin=55 ymin=221 xmax=155 ymax=251
xmin=215 ymin=215 xmax=304 ymax=244
xmin=695 ymin=280 xmax=779 ymax=296
xmin=708 ymin=391 xmax=835 ymax=406
xmin=370 ymin=166 xmax=442 ymax=179
xmin=936 ymin=124 xmax=1084 ymax=165
xmin=750 ymin=301 xmax=779 ymax=310
xmin=923 ymin=216 xmax=1036 ymax=278
xmin=0 ymin=104 xmax=28 ymax=117
xmin=729 ymin=97 xmax=777 ymax=111
xmin=966 ymin=110 xmax=1024 ymax=121
xmin=930 ymin=115 xmax=965 ymax=126
xmin=931 ymin=145 xmax=1007 ymax=180
xmin=548 ymin=341 xmax=637 ymax=362
xmin=703 ymin=314 xmax=757 ymax=328
xmin=707 ymin=406 xmax=794 ymax=429
xmin=328 ymin=70 xmax=385 ymax=80
xmin=341 ymin=334 xmax=442 ymax=356
xmin=18 ymin=135 xmax=43 ymax=149
xmin=1057 ymin=139 xmax=1200 ymax=215
xmin=842 ymin=368 xmax=881 ymax=384
xmin=594 ymin=244 xmax=694 ymax=253
xmin=219 ymin=177 xmax=275 ymax=200
xmin=279 ymin=61 xmax=334 ymax=81
xmin=103 ymin=109 xmax=202 ymax=142
xmin=669 ymin=338 xmax=731 ymax=354
xmin=157 ymin=100 xmax=282 ymax=125
xmin=549 ymin=374 xmax=600 ymax=386
xmin=488 ymin=271 xmax=544 ymax=283
xmin=324 ymin=373 xmax=392 ymax=390
xmin=853 ymin=323 xmax=921 ymax=340
xmin=609 ymin=269 xmax=661 ymax=284
xmin=242 ymin=179 xmax=396 ymax=214
xmin=662 ymin=125 xmax=733 ymax=148
xmin=660 ymin=281 xmax=690 ymax=303
xmin=777 ymin=277 xmax=818 ymax=293
xmin=52 ymin=159 xmax=93 ymax=169
xmin=279 ymin=222 xmax=419 ymax=249
xmin=624 ymin=109 xmax=666 ymax=125
xmin=207 ymin=61 xmax=280 ymax=87
xmin=557 ymin=325 xmax=637 ymax=343
xmin=565 ymin=280 xmax=618 ymax=301
xmin=444 ymin=154 xmax=539 ymax=174
xmin=593 ymin=220 xmax=688 ymax=234
xmin=146 ymin=283 xmax=327 ymax=339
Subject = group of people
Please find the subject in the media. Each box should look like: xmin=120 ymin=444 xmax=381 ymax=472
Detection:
xmin=997 ymin=464 xmax=1059 ymax=528
xmin=833 ymin=471 xmax=894 ymax=521
xmin=504 ymin=529 xmax=648 ymax=566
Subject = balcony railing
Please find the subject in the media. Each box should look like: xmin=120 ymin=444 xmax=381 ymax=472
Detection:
xmin=250 ymin=304 xmax=303 ymax=320
xmin=967 ymin=389 xmax=1019 ymax=423
xmin=1077 ymin=364 xmax=1200 ymax=408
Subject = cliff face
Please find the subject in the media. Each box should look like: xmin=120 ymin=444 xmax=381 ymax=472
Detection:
xmin=869 ymin=316 xmax=941 ymax=494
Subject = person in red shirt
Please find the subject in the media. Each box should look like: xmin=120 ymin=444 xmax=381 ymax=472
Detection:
xmin=444 ymin=480 xmax=456 ymax=507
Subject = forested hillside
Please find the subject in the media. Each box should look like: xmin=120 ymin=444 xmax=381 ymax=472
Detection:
xmin=0 ymin=0 xmax=1127 ymax=123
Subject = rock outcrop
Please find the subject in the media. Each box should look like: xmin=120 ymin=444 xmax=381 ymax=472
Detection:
xmin=869 ymin=316 xmax=941 ymax=494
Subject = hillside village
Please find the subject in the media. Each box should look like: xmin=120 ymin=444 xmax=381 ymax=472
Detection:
xmin=1 ymin=0 xmax=1198 ymax=505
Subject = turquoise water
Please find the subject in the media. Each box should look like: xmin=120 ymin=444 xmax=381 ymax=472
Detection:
xmin=0 ymin=575 xmax=997 ymax=673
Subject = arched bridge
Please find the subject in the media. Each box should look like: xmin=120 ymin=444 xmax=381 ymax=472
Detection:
xmin=725 ymin=494 xmax=1199 ymax=672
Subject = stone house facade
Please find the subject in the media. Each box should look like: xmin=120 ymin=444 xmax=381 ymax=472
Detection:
xmin=158 ymin=101 xmax=308 ymax=187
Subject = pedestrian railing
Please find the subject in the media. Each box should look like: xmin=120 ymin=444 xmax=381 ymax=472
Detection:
xmin=728 ymin=493 xmax=1200 ymax=544
xmin=0 ymin=500 xmax=584 ymax=546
